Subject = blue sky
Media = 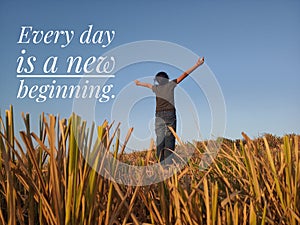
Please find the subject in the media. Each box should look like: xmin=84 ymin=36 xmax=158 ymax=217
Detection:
xmin=0 ymin=0 xmax=299 ymax=151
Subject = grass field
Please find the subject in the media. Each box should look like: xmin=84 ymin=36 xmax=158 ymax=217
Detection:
xmin=0 ymin=106 xmax=299 ymax=225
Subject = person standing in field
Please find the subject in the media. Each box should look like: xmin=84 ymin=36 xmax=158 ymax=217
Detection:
xmin=134 ymin=57 xmax=205 ymax=164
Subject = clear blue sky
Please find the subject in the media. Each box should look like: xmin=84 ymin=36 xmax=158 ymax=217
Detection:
xmin=1 ymin=0 xmax=299 ymax=151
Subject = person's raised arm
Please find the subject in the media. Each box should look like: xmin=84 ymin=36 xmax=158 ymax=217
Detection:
xmin=176 ymin=57 xmax=204 ymax=84
xmin=134 ymin=80 xmax=153 ymax=89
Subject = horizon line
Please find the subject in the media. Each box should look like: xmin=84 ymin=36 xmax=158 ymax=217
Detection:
xmin=16 ymin=74 xmax=115 ymax=78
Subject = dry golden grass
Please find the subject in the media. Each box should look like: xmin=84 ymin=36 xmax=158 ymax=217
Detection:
xmin=0 ymin=105 xmax=299 ymax=225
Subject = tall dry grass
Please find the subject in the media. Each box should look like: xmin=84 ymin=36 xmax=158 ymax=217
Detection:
xmin=0 ymin=105 xmax=299 ymax=225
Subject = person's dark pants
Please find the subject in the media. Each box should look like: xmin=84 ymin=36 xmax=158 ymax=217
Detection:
xmin=155 ymin=110 xmax=176 ymax=164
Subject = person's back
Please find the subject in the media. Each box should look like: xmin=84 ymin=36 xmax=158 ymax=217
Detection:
xmin=152 ymin=75 xmax=177 ymax=113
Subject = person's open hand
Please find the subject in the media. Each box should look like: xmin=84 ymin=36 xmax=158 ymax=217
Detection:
xmin=134 ymin=80 xmax=140 ymax=86
xmin=196 ymin=57 xmax=205 ymax=66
